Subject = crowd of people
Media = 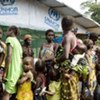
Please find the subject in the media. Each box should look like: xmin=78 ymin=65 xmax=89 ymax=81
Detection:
xmin=0 ymin=17 xmax=100 ymax=100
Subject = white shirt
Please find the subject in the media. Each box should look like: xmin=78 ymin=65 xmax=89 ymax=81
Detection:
xmin=71 ymin=53 xmax=85 ymax=67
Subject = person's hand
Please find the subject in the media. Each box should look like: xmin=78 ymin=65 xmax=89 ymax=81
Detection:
xmin=39 ymin=87 xmax=46 ymax=96
xmin=64 ymin=73 xmax=72 ymax=80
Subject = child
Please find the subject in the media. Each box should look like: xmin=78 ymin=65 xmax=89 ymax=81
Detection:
xmin=45 ymin=68 xmax=61 ymax=100
xmin=35 ymin=59 xmax=46 ymax=100
xmin=94 ymin=72 xmax=100 ymax=100
xmin=16 ymin=57 xmax=34 ymax=100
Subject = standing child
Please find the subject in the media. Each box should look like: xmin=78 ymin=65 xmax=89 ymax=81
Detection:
xmin=45 ymin=68 xmax=61 ymax=100
xmin=35 ymin=59 xmax=46 ymax=100
xmin=16 ymin=57 xmax=34 ymax=100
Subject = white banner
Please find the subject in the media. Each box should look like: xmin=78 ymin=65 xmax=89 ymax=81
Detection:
xmin=0 ymin=0 xmax=30 ymax=28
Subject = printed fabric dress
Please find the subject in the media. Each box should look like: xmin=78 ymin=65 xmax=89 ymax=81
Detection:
xmin=56 ymin=45 xmax=79 ymax=100
xmin=16 ymin=71 xmax=33 ymax=100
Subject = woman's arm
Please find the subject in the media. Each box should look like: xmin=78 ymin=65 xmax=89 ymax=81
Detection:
xmin=5 ymin=44 xmax=12 ymax=70
xmin=56 ymin=35 xmax=71 ymax=62
xmin=64 ymin=35 xmax=71 ymax=59
xmin=39 ymin=44 xmax=43 ymax=59
xmin=0 ymin=53 xmax=4 ymax=66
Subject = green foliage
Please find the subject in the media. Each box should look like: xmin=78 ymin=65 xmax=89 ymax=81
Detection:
xmin=81 ymin=0 xmax=100 ymax=23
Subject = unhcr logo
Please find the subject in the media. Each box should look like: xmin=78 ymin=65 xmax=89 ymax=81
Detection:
xmin=0 ymin=0 xmax=15 ymax=6
xmin=48 ymin=8 xmax=60 ymax=21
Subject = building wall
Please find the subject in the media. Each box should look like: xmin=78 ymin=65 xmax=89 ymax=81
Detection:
xmin=0 ymin=0 xmax=87 ymax=33
xmin=0 ymin=0 xmax=89 ymax=57
xmin=0 ymin=0 xmax=62 ymax=32
xmin=74 ymin=24 xmax=87 ymax=34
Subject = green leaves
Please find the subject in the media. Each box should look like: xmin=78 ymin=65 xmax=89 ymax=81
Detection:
xmin=81 ymin=0 xmax=100 ymax=24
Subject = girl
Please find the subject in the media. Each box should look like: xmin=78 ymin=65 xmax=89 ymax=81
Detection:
xmin=34 ymin=59 xmax=46 ymax=100
xmin=16 ymin=57 xmax=34 ymax=100
xmin=45 ymin=68 xmax=61 ymax=100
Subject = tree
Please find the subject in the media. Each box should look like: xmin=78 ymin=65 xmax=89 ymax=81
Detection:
xmin=81 ymin=0 xmax=100 ymax=23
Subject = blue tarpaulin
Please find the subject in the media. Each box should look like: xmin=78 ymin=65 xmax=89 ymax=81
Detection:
xmin=53 ymin=34 xmax=63 ymax=44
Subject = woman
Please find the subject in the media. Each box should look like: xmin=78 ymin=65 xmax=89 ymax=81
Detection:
xmin=2 ymin=26 xmax=23 ymax=100
xmin=39 ymin=29 xmax=58 ymax=90
xmin=57 ymin=17 xmax=79 ymax=100
xmin=22 ymin=34 xmax=34 ymax=58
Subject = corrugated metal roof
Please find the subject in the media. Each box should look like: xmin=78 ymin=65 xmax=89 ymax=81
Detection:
xmin=37 ymin=0 xmax=100 ymax=34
